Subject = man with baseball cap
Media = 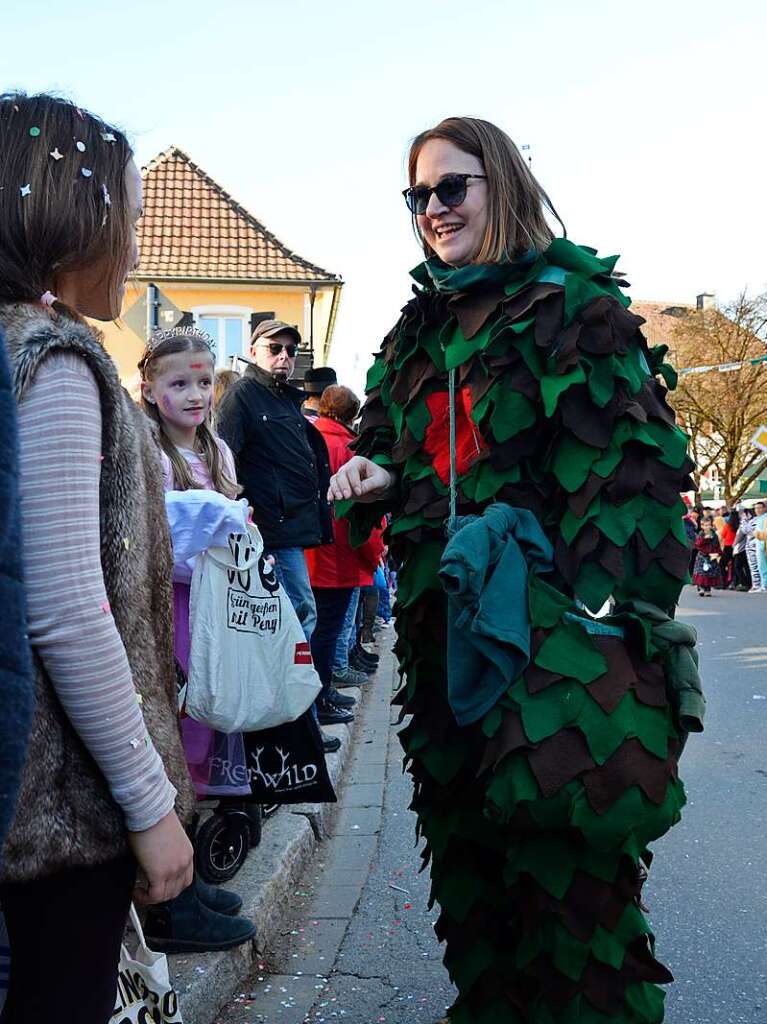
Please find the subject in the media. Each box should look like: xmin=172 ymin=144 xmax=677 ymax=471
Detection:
xmin=217 ymin=321 xmax=353 ymax=746
xmin=302 ymin=366 xmax=338 ymax=420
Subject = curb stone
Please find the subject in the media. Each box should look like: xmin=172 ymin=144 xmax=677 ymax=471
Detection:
xmin=171 ymin=663 xmax=384 ymax=1024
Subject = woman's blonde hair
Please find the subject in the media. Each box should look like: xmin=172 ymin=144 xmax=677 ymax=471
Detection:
xmin=407 ymin=116 xmax=565 ymax=264
xmin=214 ymin=368 xmax=239 ymax=409
xmin=138 ymin=328 xmax=240 ymax=498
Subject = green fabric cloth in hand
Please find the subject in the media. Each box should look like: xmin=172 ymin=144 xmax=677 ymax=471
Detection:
xmin=439 ymin=503 xmax=553 ymax=726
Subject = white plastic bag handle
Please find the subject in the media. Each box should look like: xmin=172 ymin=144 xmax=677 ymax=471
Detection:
xmin=129 ymin=902 xmax=150 ymax=952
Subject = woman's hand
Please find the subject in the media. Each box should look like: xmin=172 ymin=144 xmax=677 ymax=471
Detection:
xmin=328 ymin=456 xmax=393 ymax=504
xmin=129 ymin=809 xmax=194 ymax=905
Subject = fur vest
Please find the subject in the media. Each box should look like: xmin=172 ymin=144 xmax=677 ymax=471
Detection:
xmin=0 ymin=303 xmax=194 ymax=882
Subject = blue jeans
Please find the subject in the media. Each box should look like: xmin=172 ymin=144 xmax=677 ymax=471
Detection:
xmin=757 ymin=542 xmax=767 ymax=592
xmin=271 ymin=547 xmax=317 ymax=642
xmin=311 ymin=587 xmax=354 ymax=700
xmin=333 ymin=587 xmax=360 ymax=674
xmin=374 ymin=566 xmax=391 ymax=622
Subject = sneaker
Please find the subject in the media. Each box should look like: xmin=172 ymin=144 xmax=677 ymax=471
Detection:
xmin=332 ymin=667 xmax=369 ymax=688
xmin=326 ymin=687 xmax=356 ymax=708
xmin=322 ymin=732 xmax=341 ymax=753
xmin=317 ymin=701 xmax=354 ymax=726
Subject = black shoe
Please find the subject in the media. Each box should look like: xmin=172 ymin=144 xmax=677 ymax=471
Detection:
xmin=317 ymin=700 xmax=354 ymax=725
xmin=352 ymin=646 xmax=379 ymax=665
xmin=352 ymin=651 xmax=378 ymax=667
xmin=353 ymin=644 xmax=379 ymax=662
xmin=195 ymin=875 xmax=242 ymax=916
xmin=322 ymin=732 xmax=341 ymax=753
xmin=350 ymin=654 xmax=377 ymax=675
xmin=143 ymin=884 xmax=256 ymax=953
xmin=326 ymin=687 xmax=356 ymax=708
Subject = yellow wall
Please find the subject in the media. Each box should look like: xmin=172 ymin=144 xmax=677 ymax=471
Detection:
xmin=99 ymin=279 xmax=338 ymax=383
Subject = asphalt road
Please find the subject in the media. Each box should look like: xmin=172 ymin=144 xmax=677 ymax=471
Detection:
xmin=218 ymin=586 xmax=767 ymax=1024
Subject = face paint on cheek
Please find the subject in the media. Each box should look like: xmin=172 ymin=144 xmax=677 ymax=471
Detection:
xmin=161 ymin=394 xmax=174 ymax=413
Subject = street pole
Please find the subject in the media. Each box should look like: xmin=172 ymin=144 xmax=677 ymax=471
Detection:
xmin=146 ymin=282 xmax=159 ymax=339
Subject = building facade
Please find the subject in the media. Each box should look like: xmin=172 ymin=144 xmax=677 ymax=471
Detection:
xmin=99 ymin=146 xmax=343 ymax=383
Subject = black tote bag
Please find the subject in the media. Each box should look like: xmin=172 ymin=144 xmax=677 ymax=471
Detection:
xmin=243 ymin=709 xmax=337 ymax=804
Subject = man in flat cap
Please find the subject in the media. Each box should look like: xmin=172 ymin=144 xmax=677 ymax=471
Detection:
xmin=301 ymin=366 xmax=338 ymax=421
xmin=217 ymin=321 xmax=352 ymax=747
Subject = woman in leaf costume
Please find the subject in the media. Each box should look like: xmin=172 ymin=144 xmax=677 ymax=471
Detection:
xmin=329 ymin=117 xmax=704 ymax=1024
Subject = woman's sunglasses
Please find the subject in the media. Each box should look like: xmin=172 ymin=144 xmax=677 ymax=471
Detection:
xmin=402 ymin=173 xmax=487 ymax=215
xmin=260 ymin=341 xmax=298 ymax=358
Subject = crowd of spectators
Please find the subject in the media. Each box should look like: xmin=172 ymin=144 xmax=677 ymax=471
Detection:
xmin=214 ymin=321 xmax=393 ymax=752
xmin=684 ymin=499 xmax=767 ymax=596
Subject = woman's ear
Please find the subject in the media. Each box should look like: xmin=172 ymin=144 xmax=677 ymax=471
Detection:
xmin=140 ymin=380 xmax=155 ymax=404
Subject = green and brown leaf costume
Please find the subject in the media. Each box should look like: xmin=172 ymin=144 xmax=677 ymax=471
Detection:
xmin=344 ymin=240 xmax=699 ymax=1024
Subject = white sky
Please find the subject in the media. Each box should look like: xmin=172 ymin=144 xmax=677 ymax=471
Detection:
xmin=3 ymin=0 xmax=766 ymax=391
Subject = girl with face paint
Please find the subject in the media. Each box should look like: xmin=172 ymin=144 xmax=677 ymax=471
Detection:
xmin=139 ymin=327 xmax=258 ymax=952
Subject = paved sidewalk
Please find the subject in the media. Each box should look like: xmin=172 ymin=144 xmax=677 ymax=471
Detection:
xmin=171 ymin=638 xmax=398 ymax=1024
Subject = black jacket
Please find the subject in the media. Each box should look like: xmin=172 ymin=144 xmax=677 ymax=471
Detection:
xmin=216 ymin=365 xmax=332 ymax=550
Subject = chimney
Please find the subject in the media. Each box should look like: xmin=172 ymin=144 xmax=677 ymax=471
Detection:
xmin=696 ymin=292 xmax=715 ymax=312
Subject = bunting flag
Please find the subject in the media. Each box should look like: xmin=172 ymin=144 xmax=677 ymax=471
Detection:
xmin=343 ymin=239 xmax=698 ymax=1023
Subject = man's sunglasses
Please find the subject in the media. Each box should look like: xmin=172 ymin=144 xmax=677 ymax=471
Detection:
xmin=259 ymin=341 xmax=298 ymax=358
xmin=402 ymin=173 xmax=487 ymax=215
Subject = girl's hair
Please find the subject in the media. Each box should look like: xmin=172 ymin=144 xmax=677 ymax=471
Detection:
xmin=139 ymin=328 xmax=240 ymax=498
xmin=214 ymin=368 xmax=240 ymax=408
xmin=319 ymin=384 xmax=360 ymax=425
xmin=406 ymin=116 xmax=564 ymax=263
xmin=0 ymin=92 xmax=134 ymax=314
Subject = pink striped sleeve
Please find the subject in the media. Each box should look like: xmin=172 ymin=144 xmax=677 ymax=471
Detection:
xmin=18 ymin=351 xmax=176 ymax=832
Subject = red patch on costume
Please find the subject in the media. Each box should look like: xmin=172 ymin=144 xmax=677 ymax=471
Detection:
xmin=294 ymin=642 xmax=313 ymax=665
xmin=423 ymin=388 xmax=486 ymax=486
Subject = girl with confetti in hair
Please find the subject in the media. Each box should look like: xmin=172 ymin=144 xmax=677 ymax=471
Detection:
xmin=0 ymin=92 xmax=194 ymax=1024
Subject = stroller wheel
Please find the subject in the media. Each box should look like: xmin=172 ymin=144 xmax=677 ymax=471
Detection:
xmin=195 ymin=811 xmax=250 ymax=884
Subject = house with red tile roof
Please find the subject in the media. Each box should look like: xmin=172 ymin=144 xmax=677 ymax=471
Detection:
xmin=100 ymin=146 xmax=343 ymax=382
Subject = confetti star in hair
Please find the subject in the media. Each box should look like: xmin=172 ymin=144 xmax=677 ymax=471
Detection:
xmin=102 ymin=183 xmax=111 ymax=205
xmin=101 ymin=132 xmax=116 ymax=143
xmin=20 ymin=183 xmax=31 ymax=197
xmin=50 ymin=147 xmax=64 ymax=161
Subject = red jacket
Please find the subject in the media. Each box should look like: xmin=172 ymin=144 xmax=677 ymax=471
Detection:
xmin=305 ymin=417 xmax=385 ymax=588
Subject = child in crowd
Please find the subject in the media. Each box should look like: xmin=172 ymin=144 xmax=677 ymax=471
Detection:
xmin=693 ymin=517 xmax=722 ymax=596
xmin=138 ymin=326 xmax=256 ymax=952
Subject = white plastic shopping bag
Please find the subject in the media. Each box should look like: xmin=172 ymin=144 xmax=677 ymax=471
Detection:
xmin=110 ymin=905 xmax=182 ymax=1023
xmin=187 ymin=526 xmax=321 ymax=732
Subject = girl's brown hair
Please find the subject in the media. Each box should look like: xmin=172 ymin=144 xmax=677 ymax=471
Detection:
xmin=0 ymin=92 xmax=135 ymax=314
xmin=407 ymin=116 xmax=565 ymax=264
xmin=139 ymin=328 xmax=240 ymax=499
xmin=319 ymin=385 xmax=360 ymax=425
